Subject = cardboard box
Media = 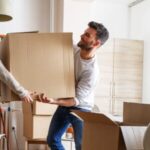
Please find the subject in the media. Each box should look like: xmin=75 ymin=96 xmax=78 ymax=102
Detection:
xmin=0 ymin=32 xmax=75 ymax=102
xmin=23 ymin=113 xmax=52 ymax=139
xmin=22 ymin=101 xmax=57 ymax=115
xmin=72 ymin=102 xmax=150 ymax=150
xmin=72 ymin=111 xmax=125 ymax=150
xmin=123 ymin=102 xmax=150 ymax=125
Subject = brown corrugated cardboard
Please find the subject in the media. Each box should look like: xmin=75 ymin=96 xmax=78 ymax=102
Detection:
xmin=72 ymin=102 xmax=150 ymax=150
xmin=123 ymin=102 xmax=150 ymax=125
xmin=23 ymin=113 xmax=52 ymax=139
xmin=22 ymin=101 xmax=57 ymax=115
xmin=0 ymin=33 xmax=75 ymax=102
xmin=72 ymin=111 xmax=122 ymax=150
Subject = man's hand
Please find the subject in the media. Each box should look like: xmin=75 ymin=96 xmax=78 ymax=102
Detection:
xmin=37 ymin=93 xmax=53 ymax=103
xmin=30 ymin=92 xmax=53 ymax=103
xmin=30 ymin=92 xmax=39 ymax=100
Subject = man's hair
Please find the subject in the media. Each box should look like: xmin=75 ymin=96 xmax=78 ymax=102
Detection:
xmin=88 ymin=21 xmax=109 ymax=45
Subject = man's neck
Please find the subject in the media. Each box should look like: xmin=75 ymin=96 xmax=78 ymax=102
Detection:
xmin=80 ymin=49 xmax=95 ymax=60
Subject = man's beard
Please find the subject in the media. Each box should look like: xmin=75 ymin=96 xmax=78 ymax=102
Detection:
xmin=77 ymin=41 xmax=93 ymax=52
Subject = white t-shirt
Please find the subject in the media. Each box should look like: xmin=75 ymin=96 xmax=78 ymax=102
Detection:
xmin=73 ymin=46 xmax=99 ymax=111
xmin=0 ymin=60 xmax=28 ymax=99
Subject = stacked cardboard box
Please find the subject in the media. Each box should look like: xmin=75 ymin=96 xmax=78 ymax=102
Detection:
xmin=22 ymin=101 xmax=57 ymax=139
xmin=0 ymin=33 xmax=75 ymax=139
xmin=73 ymin=102 xmax=150 ymax=150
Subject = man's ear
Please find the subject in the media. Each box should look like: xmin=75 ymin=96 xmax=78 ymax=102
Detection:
xmin=94 ymin=40 xmax=101 ymax=47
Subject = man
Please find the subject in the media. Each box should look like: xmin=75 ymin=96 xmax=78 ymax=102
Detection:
xmin=39 ymin=21 xmax=109 ymax=150
xmin=0 ymin=60 xmax=33 ymax=102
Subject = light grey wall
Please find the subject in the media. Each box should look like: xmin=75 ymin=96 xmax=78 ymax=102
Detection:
xmin=63 ymin=0 xmax=129 ymax=43
xmin=129 ymin=0 xmax=150 ymax=103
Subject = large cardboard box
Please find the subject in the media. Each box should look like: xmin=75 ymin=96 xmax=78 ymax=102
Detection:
xmin=72 ymin=111 xmax=125 ymax=150
xmin=23 ymin=113 xmax=52 ymax=139
xmin=0 ymin=32 xmax=75 ymax=102
xmin=73 ymin=102 xmax=150 ymax=150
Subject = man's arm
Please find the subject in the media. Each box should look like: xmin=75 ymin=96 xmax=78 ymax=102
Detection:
xmin=37 ymin=68 xmax=98 ymax=107
xmin=49 ymin=98 xmax=76 ymax=107
xmin=36 ymin=93 xmax=76 ymax=107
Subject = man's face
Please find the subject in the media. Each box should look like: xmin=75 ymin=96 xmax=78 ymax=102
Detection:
xmin=77 ymin=27 xmax=98 ymax=51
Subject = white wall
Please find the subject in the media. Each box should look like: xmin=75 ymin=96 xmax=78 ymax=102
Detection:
xmin=129 ymin=0 xmax=150 ymax=103
xmin=63 ymin=0 xmax=92 ymax=42
xmin=0 ymin=0 xmax=50 ymax=34
xmin=63 ymin=0 xmax=129 ymax=43
xmin=90 ymin=0 xmax=129 ymax=38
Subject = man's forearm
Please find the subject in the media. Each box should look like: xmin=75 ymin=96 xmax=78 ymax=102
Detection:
xmin=50 ymin=98 xmax=76 ymax=107
xmin=35 ymin=93 xmax=77 ymax=107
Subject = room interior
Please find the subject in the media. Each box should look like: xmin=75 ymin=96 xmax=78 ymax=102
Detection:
xmin=0 ymin=0 xmax=150 ymax=150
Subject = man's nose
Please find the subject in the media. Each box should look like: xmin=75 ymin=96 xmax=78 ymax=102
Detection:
xmin=81 ymin=34 xmax=85 ymax=39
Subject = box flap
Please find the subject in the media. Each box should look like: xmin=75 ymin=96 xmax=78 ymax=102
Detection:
xmin=72 ymin=110 xmax=120 ymax=150
xmin=72 ymin=110 xmax=119 ymax=126
xmin=123 ymin=102 xmax=150 ymax=125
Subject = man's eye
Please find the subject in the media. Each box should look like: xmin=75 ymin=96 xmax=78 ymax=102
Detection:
xmin=85 ymin=33 xmax=90 ymax=37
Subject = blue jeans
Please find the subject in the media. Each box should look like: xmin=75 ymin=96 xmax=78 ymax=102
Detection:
xmin=47 ymin=106 xmax=90 ymax=150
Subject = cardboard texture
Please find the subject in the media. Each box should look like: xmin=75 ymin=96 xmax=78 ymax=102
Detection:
xmin=0 ymin=32 xmax=75 ymax=102
xmin=73 ymin=102 xmax=150 ymax=150
xmin=23 ymin=113 xmax=52 ymax=139
xmin=123 ymin=102 xmax=150 ymax=125
xmin=22 ymin=101 xmax=57 ymax=115
xmin=72 ymin=111 xmax=121 ymax=150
